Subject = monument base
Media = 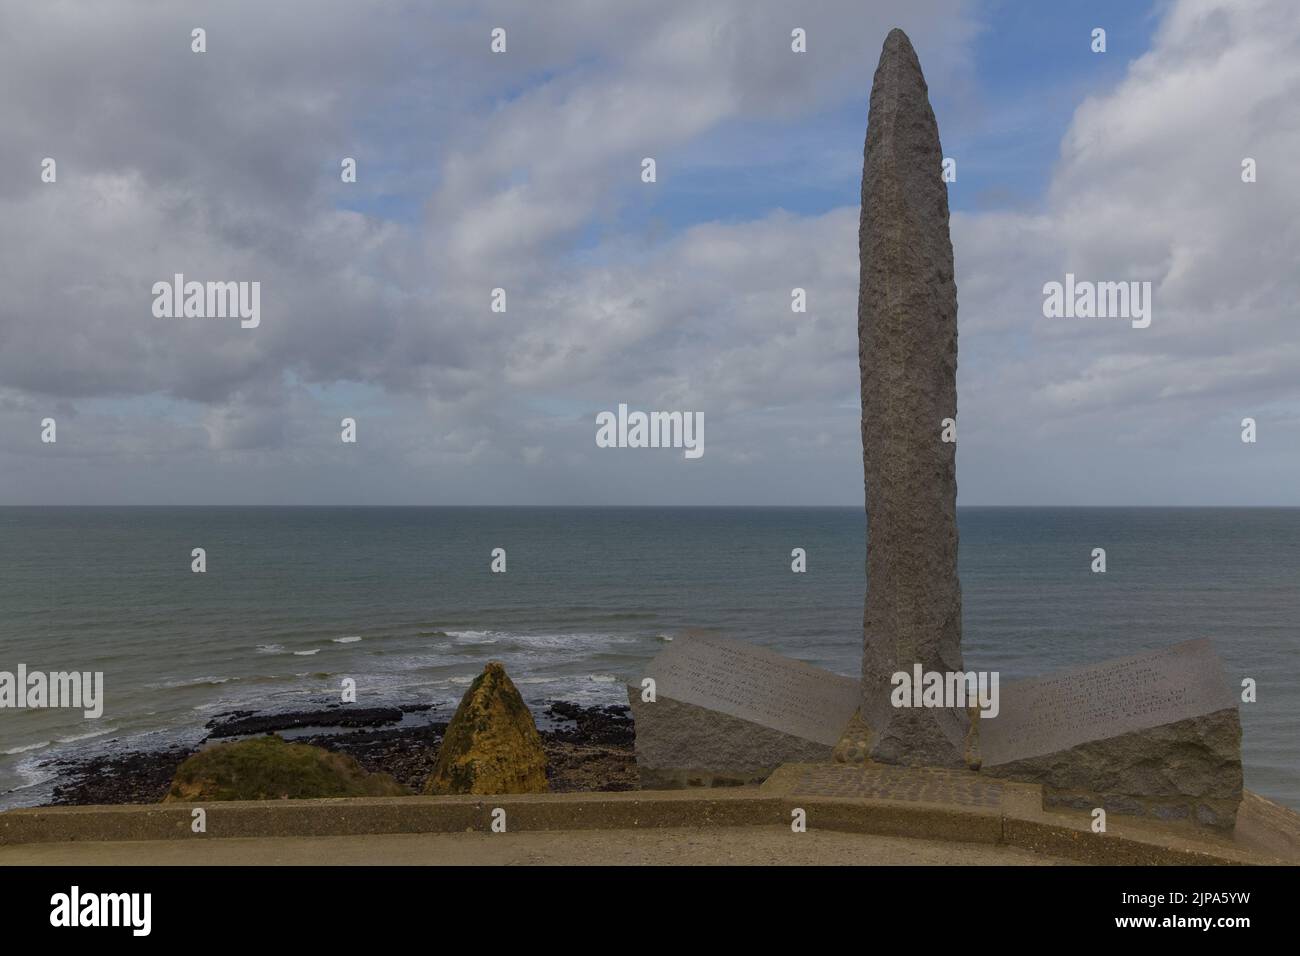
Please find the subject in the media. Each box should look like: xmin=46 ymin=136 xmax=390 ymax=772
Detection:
xmin=628 ymin=692 xmax=838 ymax=789
xmin=976 ymin=639 xmax=1244 ymax=831
xmin=631 ymin=635 xmax=1245 ymax=830
xmin=627 ymin=632 xmax=861 ymax=790
xmin=982 ymin=709 xmax=1243 ymax=830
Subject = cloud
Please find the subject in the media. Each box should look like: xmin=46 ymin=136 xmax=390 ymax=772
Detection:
xmin=0 ymin=0 xmax=1295 ymax=505
xmin=948 ymin=0 xmax=1300 ymax=502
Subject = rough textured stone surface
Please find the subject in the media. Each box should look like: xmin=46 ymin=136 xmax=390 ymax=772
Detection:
xmin=984 ymin=711 xmax=1243 ymax=830
xmin=628 ymin=691 xmax=837 ymax=789
xmin=979 ymin=640 xmax=1244 ymax=829
xmin=832 ymin=709 xmax=873 ymax=764
xmin=792 ymin=764 xmax=1005 ymax=809
xmin=626 ymin=634 xmax=860 ymax=787
xmin=423 ymin=661 xmax=548 ymax=795
xmin=858 ymin=28 xmax=966 ymax=766
xmin=163 ymin=735 xmax=408 ymax=802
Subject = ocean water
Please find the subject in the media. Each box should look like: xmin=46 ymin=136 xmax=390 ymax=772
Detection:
xmin=0 ymin=506 xmax=1296 ymax=810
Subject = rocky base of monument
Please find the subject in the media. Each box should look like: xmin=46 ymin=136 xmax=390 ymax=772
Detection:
xmin=630 ymin=633 xmax=1247 ymax=833
xmin=980 ymin=710 xmax=1244 ymax=830
xmin=629 ymin=694 xmax=839 ymax=789
xmin=975 ymin=639 xmax=1244 ymax=831
xmin=627 ymin=632 xmax=860 ymax=789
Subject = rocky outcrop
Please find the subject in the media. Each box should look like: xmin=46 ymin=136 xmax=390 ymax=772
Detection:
xmin=206 ymin=706 xmax=406 ymax=738
xmin=423 ymin=661 xmax=549 ymax=795
xmin=163 ymin=734 xmax=408 ymax=801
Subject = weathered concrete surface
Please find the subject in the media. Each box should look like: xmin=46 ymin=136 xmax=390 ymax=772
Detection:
xmin=858 ymin=27 xmax=966 ymax=767
xmin=4 ymin=768 xmax=1294 ymax=865
xmin=424 ymin=661 xmax=548 ymax=795
xmin=764 ymin=763 xmax=1297 ymax=866
xmin=0 ymin=827 xmax=1070 ymax=867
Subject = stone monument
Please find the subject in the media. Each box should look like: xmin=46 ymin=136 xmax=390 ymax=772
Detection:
xmin=624 ymin=28 xmax=1246 ymax=832
xmin=979 ymin=639 xmax=1243 ymax=828
xmin=628 ymin=633 xmax=860 ymax=788
xmin=858 ymin=28 xmax=967 ymax=767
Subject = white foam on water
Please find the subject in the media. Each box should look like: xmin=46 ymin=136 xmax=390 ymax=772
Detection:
xmin=256 ymin=644 xmax=285 ymax=654
xmin=331 ymin=636 xmax=363 ymax=644
xmin=3 ymin=740 xmax=50 ymax=756
xmin=446 ymin=629 xmax=637 ymax=650
xmin=446 ymin=630 xmax=497 ymax=644
xmin=55 ymin=726 xmax=116 ymax=744
xmin=1 ymin=754 xmax=58 ymax=806
xmin=293 ymin=649 xmax=321 ymax=656
xmin=145 ymin=675 xmax=238 ymax=690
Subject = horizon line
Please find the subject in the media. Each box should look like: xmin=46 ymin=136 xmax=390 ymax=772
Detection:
xmin=2 ymin=504 xmax=1298 ymax=510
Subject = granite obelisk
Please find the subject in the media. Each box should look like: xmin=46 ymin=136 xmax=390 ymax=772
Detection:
xmin=858 ymin=29 xmax=967 ymax=767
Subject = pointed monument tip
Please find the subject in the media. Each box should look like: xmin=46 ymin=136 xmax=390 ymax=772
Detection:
xmin=876 ymin=27 xmax=923 ymax=79
xmin=883 ymin=27 xmax=914 ymax=51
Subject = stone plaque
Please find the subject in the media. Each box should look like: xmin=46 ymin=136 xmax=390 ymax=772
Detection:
xmin=628 ymin=633 xmax=860 ymax=788
xmin=980 ymin=638 xmax=1238 ymax=766
xmin=647 ymin=632 xmax=859 ymax=746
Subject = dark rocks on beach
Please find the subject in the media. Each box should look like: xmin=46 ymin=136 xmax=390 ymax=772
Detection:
xmin=299 ymin=723 xmax=448 ymax=791
xmin=206 ymin=705 xmax=406 ymax=738
xmin=41 ymin=700 xmax=636 ymax=805
xmin=545 ymin=700 xmax=635 ymax=746
xmin=858 ymin=28 xmax=967 ymax=768
xmin=47 ymin=745 xmax=196 ymax=806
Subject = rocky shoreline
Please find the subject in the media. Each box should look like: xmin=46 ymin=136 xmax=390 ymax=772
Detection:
xmin=40 ymin=700 xmax=637 ymax=805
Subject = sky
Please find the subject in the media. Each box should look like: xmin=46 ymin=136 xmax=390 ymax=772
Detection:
xmin=0 ymin=0 xmax=1296 ymax=506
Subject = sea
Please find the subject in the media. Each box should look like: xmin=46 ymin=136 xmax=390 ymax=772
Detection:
xmin=0 ymin=506 xmax=1295 ymax=810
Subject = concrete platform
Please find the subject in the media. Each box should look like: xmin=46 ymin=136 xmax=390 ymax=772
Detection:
xmin=2 ymin=763 xmax=1295 ymax=865
xmin=0 ymin=826 xmax=1073 ymax=866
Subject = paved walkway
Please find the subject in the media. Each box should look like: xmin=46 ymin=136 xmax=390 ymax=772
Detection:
xmin=0 ymin=825 xmax=1070 ymax=866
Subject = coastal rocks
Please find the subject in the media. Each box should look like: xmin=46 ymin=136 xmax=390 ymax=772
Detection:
xmin=544 ymin=701 xmax=635 ymax=747
xmin=42 ymin=699 xmax=630 ymax=806
xmin=858 ymin=28 xmax=966 ymax=767
xmin=423 ymin=661 xmax=549 ymax=795
xmin=49 ymin=745 xmax=196 ymax=806
xmin=163 ymin=735 xmax=408 ymax=802
xmin=206 ymin=705 xmax=407 ymax=738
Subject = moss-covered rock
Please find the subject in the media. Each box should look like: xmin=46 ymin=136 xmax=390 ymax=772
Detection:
xmin=163 ymin=734 xmax=409 ymax=802
xmin=423 ymin=661 xmax=549 ymax=795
